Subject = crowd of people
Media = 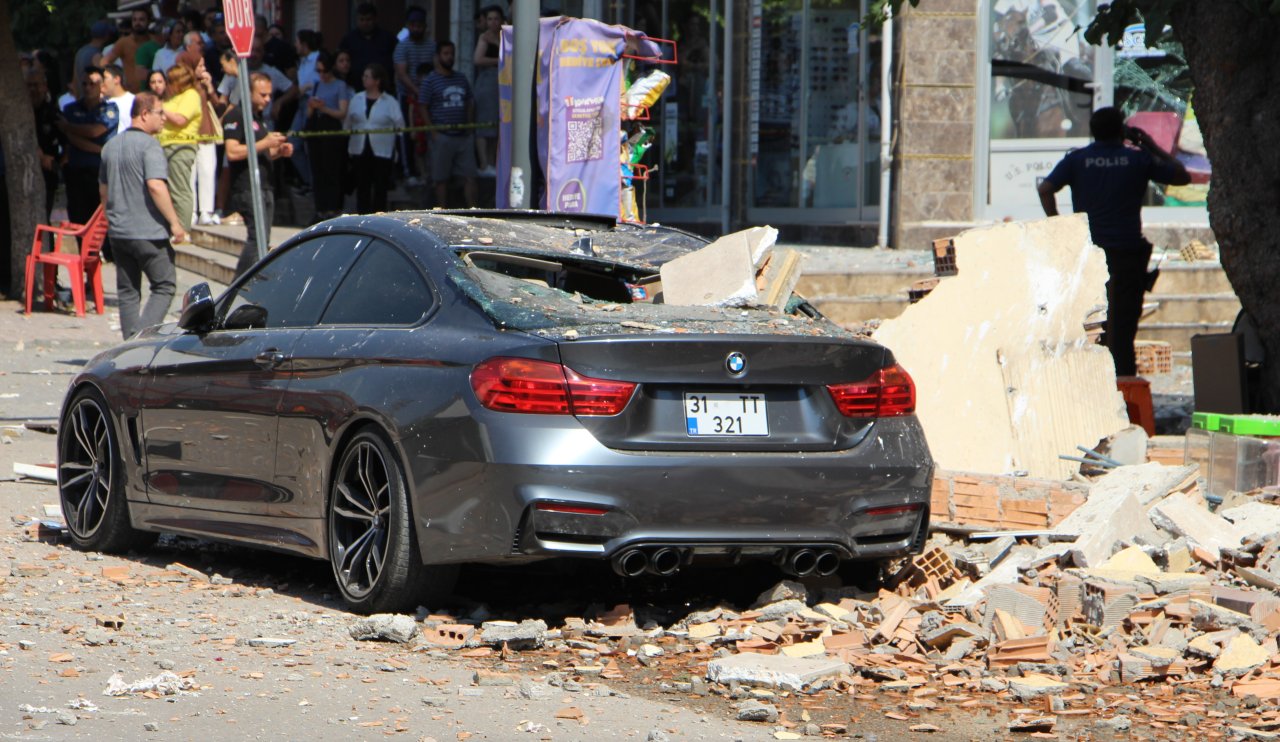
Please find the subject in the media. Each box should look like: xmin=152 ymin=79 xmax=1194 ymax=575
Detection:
xmin=24 ymin=3 xmax=505 ymax=240
xmin=16 ymin=3 xmax=508 ymax=336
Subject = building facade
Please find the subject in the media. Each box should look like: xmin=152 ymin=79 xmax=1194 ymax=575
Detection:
xmin=268 ymin=0 xmax=1212 ymax=247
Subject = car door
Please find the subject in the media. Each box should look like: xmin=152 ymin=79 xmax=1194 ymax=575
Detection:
xmin=140 ymin=233 xmax=367 ymax=517
xmin=275 ymin=238 xmax=451 ymax=522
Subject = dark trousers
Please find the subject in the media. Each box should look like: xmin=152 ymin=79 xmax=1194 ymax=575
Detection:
xmin=63 ymin=166 xmax=100 ymax=227
xmin=355 ymin=150 xmax=394 ymax=213
xmin=1102 ymin=245 xmax=1152 ymax=378
xmin=308 ymin=135 xmax=347 ymax=215
xmin=114 ymin=237 xmax=176 ymax=340
xmin=64 ymin=164 xmax=111 ymax=263
xmin=399 ymin=95 xmax=419 ymax=177
xmin=233 ymin=189 xmax=276 ymax=279
xmin=42 ymin=169 xmax=57 ymax=223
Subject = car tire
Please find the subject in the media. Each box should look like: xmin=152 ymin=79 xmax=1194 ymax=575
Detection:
xmin=58 ymin=387 xmax=153 ymax=554
xmin=328 ymin=429 xmax=457 ymax=614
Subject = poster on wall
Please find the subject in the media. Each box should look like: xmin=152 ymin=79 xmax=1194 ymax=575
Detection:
xmin=989 ymin=0 xmax=1096 ymax=140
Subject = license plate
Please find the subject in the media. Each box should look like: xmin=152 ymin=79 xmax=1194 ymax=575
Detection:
xmin=684 ymin=393 xmax=768 ymax=436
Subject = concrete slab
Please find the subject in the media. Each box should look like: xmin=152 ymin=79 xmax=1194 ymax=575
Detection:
xmin=1220 ymin=501 xmax=1280 ymax=543
xmin=705 ymin=653 xmax=849 ymax=691
xmin=1149 ymin=492 xmax=1245 ymax=558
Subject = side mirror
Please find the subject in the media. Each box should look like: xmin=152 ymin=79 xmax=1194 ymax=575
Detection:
xmin=177 ymin=283 xmax=215 ymax=332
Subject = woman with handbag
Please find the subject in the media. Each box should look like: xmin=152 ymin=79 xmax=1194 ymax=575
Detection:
xmin=346 ymin=63 xmax=403 ymax=214
xmin=305 ymin=51 xmax=352 ymax=222
xmin=159 ymin=63 xmax=202 ymax=235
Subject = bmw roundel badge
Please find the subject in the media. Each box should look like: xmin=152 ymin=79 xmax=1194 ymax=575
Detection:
xmin=725 ymin=351 xmax=747 ymax=376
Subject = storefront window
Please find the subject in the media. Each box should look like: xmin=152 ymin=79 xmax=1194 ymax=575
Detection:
xmin=652 ymin=2 xmax=718 ymax=208
xmin=753 ymin=0 xmax=868 ymax=212
xmin=1113 ymin=24 xmax=1209 ymax=207
xmin=989 ymin=0 xmax=1095 ymax=140
xmin=985 ymin=0 xmax=1096 ymax=217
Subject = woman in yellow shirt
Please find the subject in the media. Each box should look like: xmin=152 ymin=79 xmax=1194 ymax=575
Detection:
xmin=158 ymin=64 xmax=203 ymax=235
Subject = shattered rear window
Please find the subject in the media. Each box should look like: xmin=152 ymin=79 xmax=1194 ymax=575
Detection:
xmin=446 ymin=252 xmax=863 ymax=340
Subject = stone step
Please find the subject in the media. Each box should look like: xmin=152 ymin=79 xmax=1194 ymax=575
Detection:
xmin=189 ymin=226 xmax=243 ymax=257
xmin=797 ymin=272 xmax=928 ymax=300
xmin=798 ymin=261 xmax=1232 ymax=304
xmin=174 ymin=241 xmax=239 ymax=287
xmin=1149 ymin=262 xmax=1234 ymax=295
xmin=1137 ymin=322 xmax=1234 ymax=351
xmin=1145 ymin=293 xmax=1241 ymax=324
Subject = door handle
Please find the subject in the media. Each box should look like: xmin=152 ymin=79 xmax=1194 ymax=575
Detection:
xmin=254 ymin=350 xmax=288 ymax=370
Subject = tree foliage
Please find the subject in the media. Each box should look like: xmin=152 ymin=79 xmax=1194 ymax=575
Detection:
xmin=12 ymin=0 xmax=113 ymax=90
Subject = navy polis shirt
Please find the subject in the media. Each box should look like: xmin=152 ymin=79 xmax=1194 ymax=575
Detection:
xmin=62 ymin=99 xmax=119 ymax=170
xmin=1044 ymin=141 xmax=1183 ymax=251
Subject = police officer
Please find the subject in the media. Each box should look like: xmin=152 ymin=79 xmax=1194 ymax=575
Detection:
xmin=1038 ymin=106 xmax=1190 ymax=377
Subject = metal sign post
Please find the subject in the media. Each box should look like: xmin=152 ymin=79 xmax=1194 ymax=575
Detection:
xmin=225 ymin=0 xmax=268 ymax=262
xmin=235 ymin=60 xmax=269 ymax=262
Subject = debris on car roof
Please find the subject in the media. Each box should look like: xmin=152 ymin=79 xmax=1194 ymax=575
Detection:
xmin=391 ymin=210 xmax=708 ymax=271
xmin=660 ymin=226 xmax=805 ymax=311
xmin=447 ymin=259 xmax=863 ymax=341
xmin=415 ymin=213 xmax=862 ymax=341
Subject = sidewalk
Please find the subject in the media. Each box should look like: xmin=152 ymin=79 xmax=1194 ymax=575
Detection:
xmin=0 ymin=261 xmax=225 ymax=423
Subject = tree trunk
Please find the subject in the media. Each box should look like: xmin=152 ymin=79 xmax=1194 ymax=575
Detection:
xmin=0 ymin=0 xmax=45 ymax=299
xmin=1172 ymin=3 xmax=1280 ymax=410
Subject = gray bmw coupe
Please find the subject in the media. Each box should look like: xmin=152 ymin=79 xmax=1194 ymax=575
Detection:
xmin=57 ymin=211 xmax=933 ymax=612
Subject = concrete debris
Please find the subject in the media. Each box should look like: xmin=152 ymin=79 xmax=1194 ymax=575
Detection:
xmin=874 ymin=215 xmax=1128 ymax=479
xmin=1220 ymin=501 xmax=1280 ymax=542
xmin=245 ymin=637 xmax=296 ymax=648
xmin=1149 ymin=492 xmax=1245 ymax=558
xmin=733 ymin=700 xmax=780 ymax=723
xmin=348 ymin=614 xmax=419 ymax=643
xmin=706 ymin=653 xmax=849 ymax=691
xmin=751 ymin=579 xmax=808 ymax=608
xmin=660 ymin=226 xmax=803 ymax=310
xmin=103 ymin=671 xmax=196 ymax=697
xmin=479 ymin=619 xmax=547 ymax=649
xmin=1007 ymin=673 xmax=1069 ymax=701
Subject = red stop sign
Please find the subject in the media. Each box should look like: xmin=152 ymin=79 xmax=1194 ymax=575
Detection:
xmin=225 ymin=0 xmax=255 ymax=58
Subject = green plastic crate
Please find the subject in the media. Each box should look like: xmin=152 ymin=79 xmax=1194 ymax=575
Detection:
xmin=1192 ymin=412 xmax=1223 ymax=431
xmin=1219 ymin=414 xmax=1280 ymax=437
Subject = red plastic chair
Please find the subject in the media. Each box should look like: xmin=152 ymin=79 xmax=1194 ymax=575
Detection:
xmin=24 ymin=205 xmax=107 ymax=317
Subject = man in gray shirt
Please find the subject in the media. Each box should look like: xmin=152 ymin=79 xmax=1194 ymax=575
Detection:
xmin=99 ymin=92 xmax=188 ymax=339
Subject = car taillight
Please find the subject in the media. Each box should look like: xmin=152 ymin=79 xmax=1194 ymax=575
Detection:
xmin=827 ymin=363 xmax=916 ymax=417
xmin=470 ymin=357 xmax=636 ymax=416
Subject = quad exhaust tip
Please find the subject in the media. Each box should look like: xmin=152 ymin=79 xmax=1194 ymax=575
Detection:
xmin=612 ymin=546 xmax=839 ymax=579
xmin=780 ymin=548 xmax=841 ymax=578
xmin=612 ymin=549 xmax=649 ymax=578
xmin=649 ymin=548 xmax=682 ymax=576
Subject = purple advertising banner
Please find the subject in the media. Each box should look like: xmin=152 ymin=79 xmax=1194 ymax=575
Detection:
xmin=495 ymin=26 xmax=514 ymax=208
xmin=497 ymin=17 xmax=662 ymax=216
xmin=535 ymin=17 xmax=559 ymax=208
xmin=544 ymin=18 xmax=628 ymax=216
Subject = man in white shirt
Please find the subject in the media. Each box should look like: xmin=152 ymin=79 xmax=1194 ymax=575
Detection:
xmin=152 ymin=21 xmax=185 ymax=75
xmin=102 ymin=65 xmax=135 ymax=136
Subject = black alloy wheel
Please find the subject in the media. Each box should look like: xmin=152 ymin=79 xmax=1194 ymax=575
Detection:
xmin=58 ymin=388 xmax=151 ymax=553
xmin=328 ymin=429 xmax=455 ymax=613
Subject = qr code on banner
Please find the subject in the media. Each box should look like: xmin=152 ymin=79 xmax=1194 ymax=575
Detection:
xmin=566 ymin=117 xmax=604 ymax=163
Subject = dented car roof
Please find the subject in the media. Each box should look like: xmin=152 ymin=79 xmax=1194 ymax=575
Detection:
xmin=387 ymin=209 xmax=709 ymax=271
